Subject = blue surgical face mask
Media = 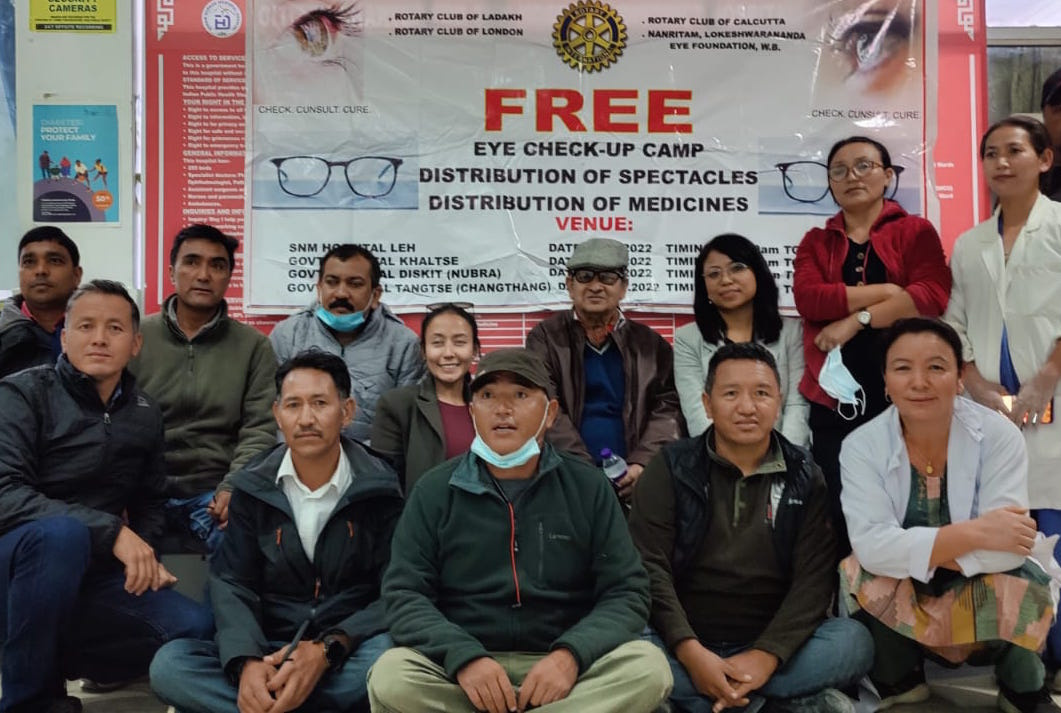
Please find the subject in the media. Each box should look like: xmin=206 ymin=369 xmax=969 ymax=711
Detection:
xmin=818 ymin=347 xmax=866 ymax=421
xmin=470 ymin=400 xmax=551 ymax=469
xmin=315 ymin=305 xmax=368 ymax=333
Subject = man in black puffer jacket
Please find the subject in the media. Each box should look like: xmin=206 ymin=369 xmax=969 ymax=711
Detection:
xmin=0 ymin=280 xmax=212 ymax=713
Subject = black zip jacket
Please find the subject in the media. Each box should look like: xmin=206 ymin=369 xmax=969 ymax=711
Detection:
xmin=0 ymin=296 xmax=58 ymax=378
xmin=0 ymin=356 xmax=166 ymax=558
xmin=210 ymin=437 xmax=403 ymax=675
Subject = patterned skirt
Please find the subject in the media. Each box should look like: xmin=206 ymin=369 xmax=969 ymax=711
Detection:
xmin=840 ymin=554 xmax=1055 ymax=663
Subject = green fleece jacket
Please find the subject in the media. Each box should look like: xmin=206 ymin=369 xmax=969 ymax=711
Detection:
xmin=129 ymin=297 xmax=277 ymax=497
xmin=382 ymin=444 xmax=650 ymax=678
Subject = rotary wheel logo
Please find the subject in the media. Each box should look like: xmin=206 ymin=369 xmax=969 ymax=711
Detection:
xmin=553 ymin=2 xmax=627 ymax=73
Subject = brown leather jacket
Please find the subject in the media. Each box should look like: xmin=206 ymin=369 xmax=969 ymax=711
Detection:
xmin=526 ymin=310 xmax=685 ymax=465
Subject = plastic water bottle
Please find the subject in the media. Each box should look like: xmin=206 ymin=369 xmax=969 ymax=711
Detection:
xmin=600 ymin=448 xmax=628 ymax=488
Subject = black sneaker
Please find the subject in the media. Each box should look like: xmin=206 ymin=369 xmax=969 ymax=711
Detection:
xmin=873 ymin=669 xmax=931 ymax=710
xmin=997 ymin=683 xmax=1061 ymax=713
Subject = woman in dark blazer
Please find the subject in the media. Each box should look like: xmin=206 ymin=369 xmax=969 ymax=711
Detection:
xmin=371 ymin=303 xmax=479 ymax=492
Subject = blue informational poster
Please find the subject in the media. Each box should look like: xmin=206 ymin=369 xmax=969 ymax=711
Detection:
xmin=32 ymin=104 xmax=119 ymax=223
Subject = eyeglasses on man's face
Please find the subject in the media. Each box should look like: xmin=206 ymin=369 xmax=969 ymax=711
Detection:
xmin=703 ymin=262 xmax=750 ymax=282
xmin=774 ymin=160 xmax=904 ymax=203
xmin=569 ymin=268 xmax=626 ymax=285
xmin=270 ymin=155 xmax=403 ymax=198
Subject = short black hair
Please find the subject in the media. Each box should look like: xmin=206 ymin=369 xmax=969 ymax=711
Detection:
xmin=693 ymin=233 xmax=782 ymax=345
xmin=979 ymin=115 xmax=1052 ymax=159
xmin=318 ymin=244 xmax=381 ymax=287
xmin=880 ymin=317 xmax=964 ymax=372
xmin=169 ymin=224 xmax=238 ymax=270
xmin=421 ymin=303 xmax=480 ymax=352
xmin=19 ymin=226 xmax=80 ymax=267
xmin=66 ymin=279 xmax=140 ymax=331
xmin=826 ymin=135 xmax=893 ymax=170
xmin=825 ymin=136 xmax=894 ymax=205
xmin=705 ymin=342 xmax=781 ymax=394
xmin=275 ymin=350 xmax=352 ymax=400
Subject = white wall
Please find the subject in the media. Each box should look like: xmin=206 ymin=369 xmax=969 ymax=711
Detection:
xmin=5 ymin=2 xmax=136 ymax=291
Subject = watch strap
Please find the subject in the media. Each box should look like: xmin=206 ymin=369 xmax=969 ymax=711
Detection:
xmin=315 ymin=632 xmax=348 ymax=670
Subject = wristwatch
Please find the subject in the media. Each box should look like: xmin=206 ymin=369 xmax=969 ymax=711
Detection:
xmin=317 ymin=633 xmax=348 ymax=670
xmin=856 ymin=309 xmax=872 ymax=328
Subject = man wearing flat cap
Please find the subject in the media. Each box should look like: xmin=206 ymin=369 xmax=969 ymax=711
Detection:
xmin=527 ymin=237 xmax=683 ymax=502
xmin=368 ymin=348 xmax=671 ymax=713
xmin=1042 ymin=67 xmax=1061 ymax=202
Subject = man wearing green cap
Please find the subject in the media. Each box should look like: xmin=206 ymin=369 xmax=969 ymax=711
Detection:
xmin=369 ymin=348 xmax=671 ymax=713
xmin=527 ymin=237 xmax=683 ymax=501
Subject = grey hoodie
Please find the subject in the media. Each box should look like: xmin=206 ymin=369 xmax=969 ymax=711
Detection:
xmin=269 ymin=303 xmax=424 ymax=442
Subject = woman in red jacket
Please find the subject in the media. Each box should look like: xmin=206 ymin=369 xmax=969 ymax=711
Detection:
xmin=793 ymin=136 xmax=951 ymax=558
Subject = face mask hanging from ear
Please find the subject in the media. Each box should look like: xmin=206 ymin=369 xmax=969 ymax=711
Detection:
xmin=469 ymin=402 xmax=551 ymax=469
xmin=817 ymin=347 xmax=866 ymax=421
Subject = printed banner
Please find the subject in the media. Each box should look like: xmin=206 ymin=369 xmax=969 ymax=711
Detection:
xmin=29 ymin=0 xmax=117 ymax=32
xmin=245 ymin=0 xmax=931 ymax=311
xmin=32 ymin=104 xmax=118 ymax=223
xmin=145 ymin=1 xmax=987 ymax=337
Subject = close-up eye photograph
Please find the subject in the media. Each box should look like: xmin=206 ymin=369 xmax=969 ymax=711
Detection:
xmin=819 ymin=0 xmax=922 ymax=98
xmin=253 ymin=0 xmax=365 ymax=105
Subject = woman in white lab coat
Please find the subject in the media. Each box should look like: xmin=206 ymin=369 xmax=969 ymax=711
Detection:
xmin=944 ymin=115 xmax=1061 ymax=678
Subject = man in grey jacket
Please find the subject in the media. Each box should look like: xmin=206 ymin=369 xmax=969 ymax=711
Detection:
xmin=270 ymin=244 xmax=423 ymax=443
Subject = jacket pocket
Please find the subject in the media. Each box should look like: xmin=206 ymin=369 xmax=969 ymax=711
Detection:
xmin=530 ymin=516 xmax=590 ymax=590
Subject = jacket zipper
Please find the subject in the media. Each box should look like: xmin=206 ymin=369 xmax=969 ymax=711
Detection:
xmin=537 ymin=521 xmax=544 ymax=582
xmin=507 ymin=502 xmax=522 ymax=608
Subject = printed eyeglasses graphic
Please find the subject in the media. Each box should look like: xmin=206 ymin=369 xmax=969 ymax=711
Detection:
xmin=774 ymin=159 xmax=904 ymax=203
xmin=270 ymin=156 xmax=403 ymax=198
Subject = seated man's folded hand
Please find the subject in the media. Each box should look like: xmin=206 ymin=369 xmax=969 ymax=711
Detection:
xmin=457 ymin=656 xmax=517 ymax=713
xmin=237 ymin=659 xmax=276 ymax=713
xmin=263 ymin=640 xmax=330 ymax=713
xmin=724 ymin=648 xmax=778 ymax=703
xmin=516 ymin=648 xmax=578 ymax=712
xmin=208 ymin=489 xmax=232 ymax=528
xmin=675 ymin=638 xmax=750 ymax=712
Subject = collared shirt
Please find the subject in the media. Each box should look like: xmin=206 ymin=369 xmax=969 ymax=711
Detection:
xmin=20 ymin=299 xmax=64 ymax=359
xmin=276 ymin=448 xmax=353 ymax=561
xmin=165 ymin=298 xmax=223 ymax=340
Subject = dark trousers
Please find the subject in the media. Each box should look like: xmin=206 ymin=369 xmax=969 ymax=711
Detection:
xmin=809 ymin=401 xmax=885 ymax=562
xmin=860 ymin=612 xmax=1044 ymax=694
xmin=1033 ymin=508 xmax=1061 ymax=670
xmin=0 ymin=516 xmax=214 ymax=711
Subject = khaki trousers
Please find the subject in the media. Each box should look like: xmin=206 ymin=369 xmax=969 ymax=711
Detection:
xmin=367 ymin=640 xmax=672 ymax=712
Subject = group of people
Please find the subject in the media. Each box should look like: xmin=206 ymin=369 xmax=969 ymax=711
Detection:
xmin=36 ymin=151 xmax=106 ymax=187
xmin=1 ymin=109 xmax=1061 ymax=713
